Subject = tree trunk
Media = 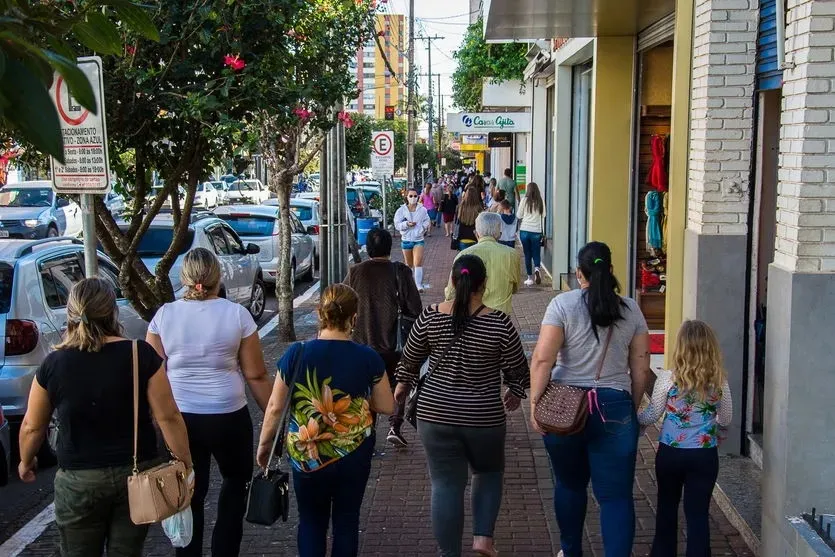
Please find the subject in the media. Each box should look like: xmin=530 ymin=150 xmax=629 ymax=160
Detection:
xmin=347 ymin=221 xmax=362 ymax=264
xmin=275 ymin=170 xmax=296 ymax=341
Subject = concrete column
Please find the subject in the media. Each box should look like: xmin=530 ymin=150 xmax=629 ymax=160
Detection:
xmin=681 ymin=0 xmax=758 ymax=454
xmin=526 ymin=83 xmax=548 ymax=189
xmin=762 ymin=1 xmax=835 ymax=554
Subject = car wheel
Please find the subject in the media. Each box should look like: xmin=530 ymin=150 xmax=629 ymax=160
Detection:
xmin=290 ymin=261 xmax=296 ymax=285
xmin=300 ymin=258 xmax=314 ymax=281
xmin=249 ymin=279 xmax=266 ymax=321
xmin=47 ymin=225 xmax=58 ymax=238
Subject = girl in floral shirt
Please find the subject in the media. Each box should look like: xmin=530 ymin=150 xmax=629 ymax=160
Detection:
xmin=638 ymin=320 xmax=732 ymax=557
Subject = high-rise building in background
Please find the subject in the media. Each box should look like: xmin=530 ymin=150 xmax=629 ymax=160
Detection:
xmin=348 ymin=13 xmax=407 ymax=120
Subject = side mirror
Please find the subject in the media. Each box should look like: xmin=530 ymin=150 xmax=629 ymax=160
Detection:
xmin=57 ymin=198 xmax=69 ymax=208
xmin=246 ymin=243 xmax=260 ymax=254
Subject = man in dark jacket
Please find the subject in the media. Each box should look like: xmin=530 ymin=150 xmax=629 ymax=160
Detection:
xmin=344 ymin=228 xmax=422 ymax=447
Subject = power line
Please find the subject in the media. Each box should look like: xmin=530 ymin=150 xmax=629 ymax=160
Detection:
xmin=416 ymin=10 xmax=479 ymax=21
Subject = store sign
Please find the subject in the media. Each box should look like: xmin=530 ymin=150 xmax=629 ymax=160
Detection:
xmin=446 ymin=112 xmax=532 ymax=133
xmin=488 ymin=132 xmax=513 ymax=148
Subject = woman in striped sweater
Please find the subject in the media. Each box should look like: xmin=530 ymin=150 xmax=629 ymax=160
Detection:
xmin=395 ymin=255 xmax=530 ymax=557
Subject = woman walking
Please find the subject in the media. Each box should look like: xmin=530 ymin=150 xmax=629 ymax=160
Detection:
xmin=529 ymin=242 xmax=652 ymax=557
xmin=257 ymin=284 xmax=394 ymax=557
xmin=18 ymin=278 xmax=191 ymax=557
xmin=420 ymin=183 xmax=437 ymax=237
xmin=395 ymin=255 xmax=529 ymax=557
xmin=394 ymin=188 xmax=432 ymax=292
xmin=517 ymin=182 xmax=547 ymax=286
xmin=455 ymin=186 xmax=483 ymax=251
xmin=639 ymin=320 xmax=732 ymax=557
xmin=147 ymin=248 xmax=272 ymax=557
xmin=440 ymin=184 xmax=459 ymax=237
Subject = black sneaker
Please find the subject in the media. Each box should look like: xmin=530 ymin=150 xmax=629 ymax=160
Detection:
xmin=534 ymin=268 xmax=542 ymax=285
xmin=386 ymin=428 xmax=408 ymax=448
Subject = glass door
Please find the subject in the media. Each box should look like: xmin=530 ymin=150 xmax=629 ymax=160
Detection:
xmin=568 ymin=62 xmax=593 ymax=272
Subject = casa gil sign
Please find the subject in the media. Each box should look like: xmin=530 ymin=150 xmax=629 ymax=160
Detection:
xmin=446 ymin=112 xmax=532 ymax=133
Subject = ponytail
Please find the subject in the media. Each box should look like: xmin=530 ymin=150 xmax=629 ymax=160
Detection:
xmin=450 ymin=255 xmax=487 ymax=334
xmin=577 ymin=242 xmax=626 ymax=341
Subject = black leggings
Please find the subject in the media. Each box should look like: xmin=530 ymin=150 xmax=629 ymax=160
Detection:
xmin=651 ymin=443 xmax=719 ymax=557
xmin=177 ymin=407 xmax=253 ymax=557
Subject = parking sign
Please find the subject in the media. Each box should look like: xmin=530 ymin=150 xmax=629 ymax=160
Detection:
xmin=371 ymin=131 xmax=394 ymax=177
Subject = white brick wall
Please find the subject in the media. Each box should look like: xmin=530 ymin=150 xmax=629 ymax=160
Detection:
xmin=688 ymin=0 xmax=758 ymax=234
xmin=776 ymin=0 xmax=835 ymax=272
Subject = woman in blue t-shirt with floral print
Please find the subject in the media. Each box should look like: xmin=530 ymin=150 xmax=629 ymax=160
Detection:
xmin=638 ymin=320 xmax=732 ymax=557
xmin=257 ymin=284 xmax=394 ymax=557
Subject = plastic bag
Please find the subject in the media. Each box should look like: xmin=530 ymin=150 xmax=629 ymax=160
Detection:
xmin=161 ymin=470 xmax=194 ymax=548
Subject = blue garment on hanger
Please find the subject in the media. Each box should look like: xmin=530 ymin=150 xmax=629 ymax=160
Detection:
xmin=645 ymin=191 xmax=663 ymax=251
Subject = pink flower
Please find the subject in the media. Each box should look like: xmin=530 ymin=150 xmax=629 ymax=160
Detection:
xmin=293 ymin=107 xmax=312 ymax=122
xmin=125 ymin=44 xmax=136 ymax=56
xmin=223 ymin=54 xmax=246 ymax=72
xmin=338 ymin=111 xmax=354 ymax=129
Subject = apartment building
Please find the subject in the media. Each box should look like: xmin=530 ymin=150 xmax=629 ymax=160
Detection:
xmin=348 ymin=13 xmax=407 ymax=120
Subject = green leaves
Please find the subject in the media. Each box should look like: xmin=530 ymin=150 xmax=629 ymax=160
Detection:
xmin=44 ymin=52 xmax=97 ymax=113
xmin=111 ymin=1 xmax=161 ymax=41
xmin=73 ymin=12 xmax=122 ymax=56
xmin=0 ymin=59 xmax=63 ymax=160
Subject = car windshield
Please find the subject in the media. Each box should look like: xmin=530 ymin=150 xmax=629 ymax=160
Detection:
xmin=132 ymin=228 xmax=195 ymax=256
xmin=291 ymin=205 xmax=313 ymax=221
xmin=0 ymin=188 xmax=53 ymax=207
xmin=211 ymin=181 xmax=225 ymax=190
xmin=218 ymin=215 xmax=275 ymax=236
xmin=346 ymin=190 xmax=359 ymax=204
xmin=229 ymin=181 xmax=255 ymax=192
xmin=0 ymin=263 xmax=12 ymax=314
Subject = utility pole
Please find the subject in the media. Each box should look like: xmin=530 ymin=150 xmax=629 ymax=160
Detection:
xmin=406 ymin=0 xmax=415 ymax=191
xmin=437 ymin=74 xmax=443 ymax=158
xmin=417 ymin=35 xmax=444 ymax=177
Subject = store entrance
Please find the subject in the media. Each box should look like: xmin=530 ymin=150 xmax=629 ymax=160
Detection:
xmin=631 ymin=40 xmax=674 ymax=341
xmin=568 ymin=62 xmax=593 ymax=279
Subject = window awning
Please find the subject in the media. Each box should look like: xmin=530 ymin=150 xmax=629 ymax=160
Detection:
xmin=482 ymin=0 xmax=676 ymax=41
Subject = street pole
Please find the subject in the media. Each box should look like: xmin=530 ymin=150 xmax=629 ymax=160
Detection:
xmin=319 ymin=135 xmax=330 ymax=291
xmin=336 ymin=103 xmax=348 ymax=281
xmin=406 ymin=0 xmax=415 ymax=191
xmin=80 ymin=194 xmax=98 ymax=276
xmin=437 ymin=75 xmax=443 ymax=157
xmin=416 ymin=36 xmax=444 ymax=178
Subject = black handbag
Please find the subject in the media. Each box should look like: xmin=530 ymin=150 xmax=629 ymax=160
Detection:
xmin=245 ymin=342 xmax=305 ymax=526
xmin=392 ymin=263 xmax=416 ymax=352
xmin=404 ymin=305 xmax=484 ymax=428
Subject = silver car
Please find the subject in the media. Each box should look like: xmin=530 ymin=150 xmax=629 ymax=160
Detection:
xmin=214 ymin=205 xmax=315 ymax=285
xmin=0 ymin=405 xmax=9 ymax=486
xmin=0 ymin=238 xmax=148 ymax=445
xmin=289 ymin=198 xmax=320 ymax=264
xmin=0 ymin=181 xmax=83 ymax=239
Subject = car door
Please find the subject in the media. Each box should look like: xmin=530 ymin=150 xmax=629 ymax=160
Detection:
xmin=58 ymin=195 xmax=81 ymax=236
xmin=97 ymin=257 xmax=148 ymax=337
xmin=289 ymin=212 xmax=313 ymax=272
xmin=38 ymin=252 xmax=85 ymax=333
xmin=205 ymin=225 xmax=239 ymax=300
xmin=220 ymin=224 xmax=255 ymax=304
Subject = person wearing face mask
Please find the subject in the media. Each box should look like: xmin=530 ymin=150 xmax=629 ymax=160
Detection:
xmin=394 ymin=188 xmax=432 ymax=292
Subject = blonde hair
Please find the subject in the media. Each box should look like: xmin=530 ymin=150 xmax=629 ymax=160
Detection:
xmin=55 ymin=278 xmax=123 ymax=352
xmin=457 ymin=186 xmax=483 ymax=226
xmin=317 ymin=284 xmax=358 ymax=332
xmin=671 ymin=320 xmax=726 ymax=400
xmin=181 ymin=247 xmax=221 ymax=301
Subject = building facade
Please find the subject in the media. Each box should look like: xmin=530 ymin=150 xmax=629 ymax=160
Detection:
xmin=482 ymin=0 xmax=835 ymax=555
xmin=348 ymin=13 xmax=407 ymax=120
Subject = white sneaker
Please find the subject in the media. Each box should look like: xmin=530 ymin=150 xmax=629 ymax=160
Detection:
xmin=524 ymin=278 xmax=534 ymax=286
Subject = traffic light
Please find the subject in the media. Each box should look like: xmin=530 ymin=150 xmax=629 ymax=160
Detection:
xmin=385 ymin=105 xmax=395 ymax=120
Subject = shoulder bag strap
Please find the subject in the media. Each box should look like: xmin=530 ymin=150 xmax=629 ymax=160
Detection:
xmin=265 ymin=341 xmax=306 ymax=470
xmin=594 ymin=327 xmax=615 ymax=383
xmin=391 ymin=262 xmax=401 ymax=315
xmin=131 ymin=340 xmax=139 ymax=475
xmin=422 ymin=304 xmax=486 ymax=382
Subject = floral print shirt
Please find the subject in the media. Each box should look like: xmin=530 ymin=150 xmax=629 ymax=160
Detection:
xmin=637 ymin=369 xmax=732 ymax=449
xmin=278 ymin=340 xmax=384 ymax=472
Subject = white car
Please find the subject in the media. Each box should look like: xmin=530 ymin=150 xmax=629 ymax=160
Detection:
xmin=226 ymin=179 xmax=270 ymax=204
xmin=214 ymin=205 xmax=315 ymax=285
xmin=290 ymin=198 xmax=320 ymax=265
xmin=0 ymin=181 xmax=82 ymax=239
xmin=209 ymin=181 xmax=229 ymax=204
xmin=104 ymin=191 xmax=126 ymax=216
xmin=195 ymin=182 xmax=219 ymax=209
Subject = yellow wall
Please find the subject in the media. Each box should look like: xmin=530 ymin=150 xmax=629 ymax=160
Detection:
xmin=641 ymin=44 xmax=674 ymax=106
xmin=373 ymin=14 xmax=406 ymax=120
xmin=588 ymin=37 xmax=636 ymax=284
xmin=664 ymin=0 xmax=694 ymax=359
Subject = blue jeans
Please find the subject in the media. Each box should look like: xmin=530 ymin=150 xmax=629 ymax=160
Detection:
xmin=292 ymin=437 xmax=374 ymax=557
xmin=519 ymin=231 xmax=542 ymax=275
xmin=542 ymin=388 xmax=639 ymax=557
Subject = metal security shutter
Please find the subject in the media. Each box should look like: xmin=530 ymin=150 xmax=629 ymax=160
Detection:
xmin=757 ymin=0 xmax=782 ymax=90
xmin=637 ymin=12 xmax=676 ymax=51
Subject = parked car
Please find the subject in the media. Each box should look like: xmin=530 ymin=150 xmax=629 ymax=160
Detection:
xmin=104 ymin=190 xmax=126 ymax=216
xmin=122 ymin=212 xmax=266 ymax=320
xmin=214 ymin=205 xmax=314 ymax=285
xmin=195 ymin=182 xmax=219 ymax=209
xmin=0 ymin=181 xmax=82 ymax=239
xmin=147 ymin=184 xmax=186 ymax=210
xmin=270 ymin=195 xmax=355 ymax=239
xmin=289 ymin=198 xmax=320 ymax=266
xmin=225 ymin=179 xmax=270 ymax=204
xmin=0 ymin=406 xmax=9 ymax=486
xmin=0 ymin=237 xmax=150 ymax=460
xmin=210 ymin=180 xmax=229 ymax=204
xmin=346 ymin=185 xmax=370 ymax=218
xmin=355 ymin=183 xmax=383 ymax=219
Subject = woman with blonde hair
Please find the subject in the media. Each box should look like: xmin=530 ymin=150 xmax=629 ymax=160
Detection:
xmin=146 ymin=247 xmax=272 ymax=557
xmin=257 ymin=284 xmax=394 ymax=557
xmin=18 ymin=278 xmax=191 ymax=556
xmin=638 ymin=320 xmax=732 ymax=557
xmin=455 ymin=186 xmax=483 ymax=251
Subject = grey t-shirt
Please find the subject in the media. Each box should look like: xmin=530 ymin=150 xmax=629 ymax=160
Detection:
xmin=542 ymin=289 xmax=648 ymax=393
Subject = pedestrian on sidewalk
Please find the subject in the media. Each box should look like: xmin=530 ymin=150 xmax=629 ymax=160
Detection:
xmin=497 ymin=168 xmax=519 ymax=211
xmin=639 ymin=320 xmax=733 ymax=557
xmin=395 ymin=255 xmax=530 ymax=557
xmin=455 ymin=186 xmax=483 ymax=251
xmin=444 ymin=212 xmax=520 ymax=316
xmin=529 ymin=241 xmax=652 ymax=557
xmin=488 ymin=189 xmax=506 ymax=213
xmin=18 ymin=278 xmax=192 ymax=557
xmin=146 ymin=248 xmax=273 ymax=557
xmin=420 ymin=183 xmax=437 ymax=236
xmin=498 ymin=200 xmax=518 ymax=248
xmin=344 ymin=228 xmax=422 ymax=448
xmin=517 ymin=182 xmax=547 ymax=286
xmin=432 ymin=180 xmax=445 ymax=228
xmin=440 ymin=184 xmax=459 ymax=237
xmin=257 ymin=284 xmax=394 ymax=557
xmin=394 ymin=188 xmax=432 ymax=292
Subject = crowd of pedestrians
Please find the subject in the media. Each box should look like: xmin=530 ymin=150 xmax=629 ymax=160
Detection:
xmin=16 ymin=167 xmax=733 ymax=557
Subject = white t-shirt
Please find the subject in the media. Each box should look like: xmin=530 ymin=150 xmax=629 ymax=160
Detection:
xmin=148 ymin=298 xmax=258 ymax=414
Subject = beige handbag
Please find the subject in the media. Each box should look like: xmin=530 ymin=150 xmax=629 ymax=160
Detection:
xmin=126 ymin=341 xmax=192 ymax=525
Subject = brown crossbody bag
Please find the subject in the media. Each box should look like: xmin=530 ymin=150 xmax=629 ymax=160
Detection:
xmin=127 ymin=341 xmax=192 ymax=525
xmin=533 ymin=327 xmax=613 ymax=435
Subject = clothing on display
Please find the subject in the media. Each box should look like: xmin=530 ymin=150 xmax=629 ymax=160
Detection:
xmin=647 ymin=135 xmax=668 ymax=192
xmin=662 ymin=191 xmax=669 ymax=252
xmin=645 ymin=191 xmax=664 ymax=253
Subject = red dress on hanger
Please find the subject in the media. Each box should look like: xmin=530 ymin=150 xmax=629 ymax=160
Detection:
xmin=647 ymin=135 xmax=668 ymax=192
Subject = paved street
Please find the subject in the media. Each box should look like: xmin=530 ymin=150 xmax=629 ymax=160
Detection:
xmin=1 ymin=234 xmax=754 ymax=556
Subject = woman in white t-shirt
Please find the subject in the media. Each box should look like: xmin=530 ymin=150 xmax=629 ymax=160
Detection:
xmin=516 ymin=182 xmax=547 ymax=286
xmin=146 ymin=247 xmax=272 ymax=557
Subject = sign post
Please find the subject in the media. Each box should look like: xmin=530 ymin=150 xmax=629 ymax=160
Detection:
xmin=49 ymin=56 xmax=110 ymax=277
xmin=371 ymin=131 xmax=394 ymax=226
